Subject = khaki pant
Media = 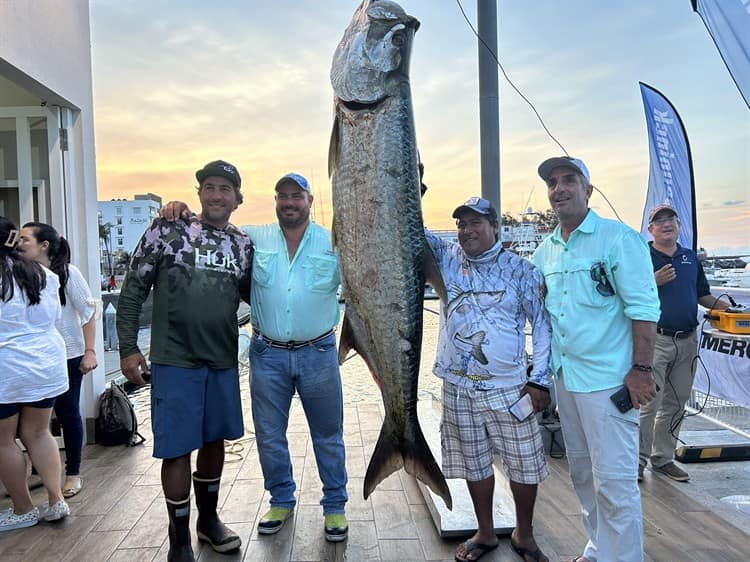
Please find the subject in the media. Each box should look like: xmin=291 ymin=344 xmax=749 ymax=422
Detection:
xmin=639 ymin=331 xmax=697 ymax=468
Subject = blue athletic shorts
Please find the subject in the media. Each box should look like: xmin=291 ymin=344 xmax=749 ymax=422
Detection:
xmin=0 ymin=397 xmax=56 ymax=419
xmin=150 ymin=363 xmax=244 ymax=459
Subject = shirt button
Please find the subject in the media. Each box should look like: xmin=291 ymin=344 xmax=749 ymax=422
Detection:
xmin=564 ymin=269 xmax=568 ymax=273
xmin=560 ymin=313 xmax=565 ymax=317
xmin=562 ymin=352 xmax=566 ymax=357
xmin=563 ymin=291 xmax=567 ymax=295
xmin=564 ymin=248 xmax=568 ymax=252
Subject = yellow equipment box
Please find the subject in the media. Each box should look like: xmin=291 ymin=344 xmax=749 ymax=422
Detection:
xmin=705 ymin=309 xmax=750 ymax=335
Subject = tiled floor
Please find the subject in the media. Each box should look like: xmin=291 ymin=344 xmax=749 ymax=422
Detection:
xmin=1 ymin=385 xmax=749 ymax=560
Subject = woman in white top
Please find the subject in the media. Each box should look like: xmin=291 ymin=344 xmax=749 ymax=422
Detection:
xmin=0 ymin=217 xmax=70 ymax=530
xmin=18 ymin=222 xmax=97 ymax=499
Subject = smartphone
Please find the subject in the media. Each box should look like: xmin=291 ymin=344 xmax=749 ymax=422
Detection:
xmin=610 ymin=383 xmax=661 ymax=413
xmin=509 ymin=393 xmax=534 ymax=422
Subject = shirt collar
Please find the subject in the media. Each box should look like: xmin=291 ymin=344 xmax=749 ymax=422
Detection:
xmin=550 ymin=209 xmax=598 ymax=244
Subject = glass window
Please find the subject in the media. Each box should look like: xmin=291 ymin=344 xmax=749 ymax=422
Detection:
xmin=132 ymin=206 xmax=142 ymax=215
xmin=115 ymin=206 xmax=122 ymax=216
xmin=117 ymin=238 xmax=124 ymax=246
xmin=116 ymin=217 xmax=122 ymax=225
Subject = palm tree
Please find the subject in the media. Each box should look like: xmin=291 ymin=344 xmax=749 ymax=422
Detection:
xmin=98 ymin=221 xmax=113 ymax=276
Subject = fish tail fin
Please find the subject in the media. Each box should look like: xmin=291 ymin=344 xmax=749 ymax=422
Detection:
xmin=364 ymin=417 xmax=453 ymax=510
xmin=404 ymin=423 xmax=453 ymax=510
xmin=364 ymin=417 xmax=404 ymax=500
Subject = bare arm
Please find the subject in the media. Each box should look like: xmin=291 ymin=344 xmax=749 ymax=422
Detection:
xmin=698 ymin=294 xmax=730 ymax=310
xmin=623 ymin=320 xmax=657 ymax=409
xmin=79 ymin=316 xmax=97 ymax=373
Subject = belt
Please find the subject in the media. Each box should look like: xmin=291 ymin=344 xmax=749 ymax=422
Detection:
xmin=252 ymin=329 xmax=334 ymax=350
xmin=656 ymin=327 xmax=695 ymax=339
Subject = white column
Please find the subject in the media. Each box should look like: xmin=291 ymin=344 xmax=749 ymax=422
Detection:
xmin=46 ymin=106 xmax=66 ymax=230
xmin=15 ymin=116 xmax=33 ymax=224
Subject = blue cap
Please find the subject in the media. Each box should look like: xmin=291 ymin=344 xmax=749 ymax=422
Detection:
xmin=538 ymin=156 xmax=590 ymax=183
xmin=275 ymin=173 xmax=311 ymax=193
xmin=452 ymin=196 xmax=498 ymax=221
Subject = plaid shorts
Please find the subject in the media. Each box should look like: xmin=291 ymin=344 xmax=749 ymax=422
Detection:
xmin=441 ymin=381 xmax=548 ymax=484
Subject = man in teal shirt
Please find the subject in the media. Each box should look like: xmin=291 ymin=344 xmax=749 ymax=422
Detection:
xmin=532 ymin=156 xmax=660 ymax=562
xmin=244 ymin=173 xmax=347 ymax=541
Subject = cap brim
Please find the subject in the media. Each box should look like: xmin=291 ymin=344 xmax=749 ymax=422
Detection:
xmin=538 ymin=157 xmax=584 ymax=181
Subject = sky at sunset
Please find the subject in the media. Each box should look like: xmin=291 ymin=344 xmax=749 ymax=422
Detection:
xmin=89 ymin=0 xmax=749 ymax=254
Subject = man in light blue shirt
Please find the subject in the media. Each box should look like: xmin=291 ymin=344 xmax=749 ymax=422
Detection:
xmin=532 ymin=156 xmax=660 ymax=562
xmin=245 ymin=173 xmax=348 ymax=542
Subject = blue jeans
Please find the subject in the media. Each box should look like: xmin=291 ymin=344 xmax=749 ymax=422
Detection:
xmin=250 ymin=332 xmax=347 ymax=514
xmin=54 ymin=356 xmax=84 ymax=475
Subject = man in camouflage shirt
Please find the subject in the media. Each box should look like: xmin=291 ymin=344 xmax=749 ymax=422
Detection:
xmin=118 ymin=160 xmax=252 ymax=562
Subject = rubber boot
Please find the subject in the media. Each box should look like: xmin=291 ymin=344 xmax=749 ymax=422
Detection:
xmin=165 ymin=497 xmax=195 ymax=562
xmin=193 ymin=473 xmax=241 ymax=552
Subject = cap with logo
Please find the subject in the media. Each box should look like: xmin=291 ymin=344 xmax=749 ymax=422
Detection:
xmin=275 ymin=173 xmax=311 ymax=193
xmin=196 ymin=160 xmax=241 ymax=188
xmin=452 ymin=196 xmax=498 ymax=221
xmin=538 ymin=156 xmax=590 ymax=183
xmin=648 ymin=204 xmax=678 ymax=224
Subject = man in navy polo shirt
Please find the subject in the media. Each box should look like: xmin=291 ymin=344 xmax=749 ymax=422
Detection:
xmin=638 ymin=204 xmax=729 ymax=482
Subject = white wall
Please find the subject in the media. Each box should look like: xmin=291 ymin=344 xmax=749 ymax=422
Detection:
xmin=1 ymin=1 xmax=104 ymax=424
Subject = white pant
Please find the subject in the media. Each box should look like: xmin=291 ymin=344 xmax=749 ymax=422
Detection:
xmin=556 ymin=374 xmax=643 ymax=562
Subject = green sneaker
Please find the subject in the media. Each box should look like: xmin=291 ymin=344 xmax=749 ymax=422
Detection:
xmin=258 ymin=507 xmax=293 ymax=535
xmin=324 ymin=513 xmax=348 ymax=542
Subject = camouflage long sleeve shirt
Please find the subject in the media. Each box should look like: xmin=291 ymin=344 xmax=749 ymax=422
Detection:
xmin=117 ymin=217 xmax=253 ymax=369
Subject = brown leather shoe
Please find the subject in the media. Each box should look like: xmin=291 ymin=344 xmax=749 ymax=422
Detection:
xmin=653 ymin=462 xmax=690 ymax=482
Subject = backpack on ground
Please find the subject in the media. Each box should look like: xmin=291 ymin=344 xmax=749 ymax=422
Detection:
xmin=95 ymin=382 xmax=145 ymax=447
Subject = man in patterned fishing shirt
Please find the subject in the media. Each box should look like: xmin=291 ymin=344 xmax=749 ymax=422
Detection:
xmin=117 ymin=160 xmax=252 ymax=562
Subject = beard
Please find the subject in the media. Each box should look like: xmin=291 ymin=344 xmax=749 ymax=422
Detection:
xmin=276 ymin=206 xmax=310 ymax=229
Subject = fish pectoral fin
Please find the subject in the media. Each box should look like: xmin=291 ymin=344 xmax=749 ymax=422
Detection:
xmin=423 ymin=241 xmax=448 ymax=307
xmin=339 ymin=310 xmax=382 ymax=388
xmin=404 ymin=423 xmax=453 ymax=510
xmin=328 ymin=114 xmax=340 ymax=178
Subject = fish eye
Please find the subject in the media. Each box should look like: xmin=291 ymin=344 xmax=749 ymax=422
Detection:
xmin=392 ymin=32 xmax=405 ymax=47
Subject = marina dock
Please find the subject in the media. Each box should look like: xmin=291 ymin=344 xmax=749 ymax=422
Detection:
xmin=2 ymin=302 xmax=749 ymax=560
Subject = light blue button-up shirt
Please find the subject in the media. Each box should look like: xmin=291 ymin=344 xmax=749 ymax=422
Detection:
xmin=532 ymin=210 xmax=660 ymax=393
xmin=244 ymin=222 xmax=340 ymax=342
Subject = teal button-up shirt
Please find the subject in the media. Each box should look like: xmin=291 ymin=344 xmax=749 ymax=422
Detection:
xmin=244 ymin=222 xmax=340 ymax=342
xmin=532 ymin=210 xmax=660 ymax=393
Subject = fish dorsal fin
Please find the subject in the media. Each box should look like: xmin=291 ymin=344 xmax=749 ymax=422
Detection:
xmin=423 ymin=240 xmax=448 ymax=310
xmin=328 ymin=113 xmax=339 ymax=179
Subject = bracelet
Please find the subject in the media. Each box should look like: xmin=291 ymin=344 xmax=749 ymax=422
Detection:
xmin=85 ymin=348 xmax=96 ymax=354
xmin=632 ymin=364 xmax=652 ymax=372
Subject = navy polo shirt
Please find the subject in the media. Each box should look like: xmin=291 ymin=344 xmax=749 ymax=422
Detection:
xmin=649 ymin=243 xmax=711 ymax=331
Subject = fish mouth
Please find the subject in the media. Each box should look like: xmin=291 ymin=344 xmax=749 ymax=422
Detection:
xmin=339 ymin=96 xmax=388 ymax=111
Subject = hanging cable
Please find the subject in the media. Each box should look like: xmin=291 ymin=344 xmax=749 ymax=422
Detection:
xmin=454 ymin=0 xmax=568 ymax=155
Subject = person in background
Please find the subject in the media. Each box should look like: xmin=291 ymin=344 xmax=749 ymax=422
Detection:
xmin=18 ymin=222 xmax=98 ymax=499
xmin=0 ymin=217 xmax=70 ymax=530
xmin=425 ymin=197 xmax=552 ymax=562
xmin=108 ymin=275 xmax=116 ymax=292
xmin=160 ymin=172 xmax=348 ymax=543
xmin=532 ymin=156 xmax=660 ymax=562
xmin=638 ymin=205 xmax=729 ymax=483
xmin=118 ymin=160 xmax=253 ymax=561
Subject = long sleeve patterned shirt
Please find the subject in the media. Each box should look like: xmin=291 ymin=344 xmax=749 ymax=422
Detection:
xmin=117 ymin=217 xmax=253 ymax=369
xmin=425 ymin=233 xmax=552 ymax=391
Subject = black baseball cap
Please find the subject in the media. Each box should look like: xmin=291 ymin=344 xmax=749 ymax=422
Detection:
xmin=196 ymin=160 xmax=241 ymax=188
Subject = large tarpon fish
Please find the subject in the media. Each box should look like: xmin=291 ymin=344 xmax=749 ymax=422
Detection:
xmin=328 ymin=0 xmax=451 ymax=509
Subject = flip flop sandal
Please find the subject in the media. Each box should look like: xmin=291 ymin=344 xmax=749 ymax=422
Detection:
xmin=62 ymin=477 xmax=83 ymax=498
xmin=455 ymin=539 xmax=499 ymax=562
xmin=510 ymin=537 xmax=547 ymax=562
